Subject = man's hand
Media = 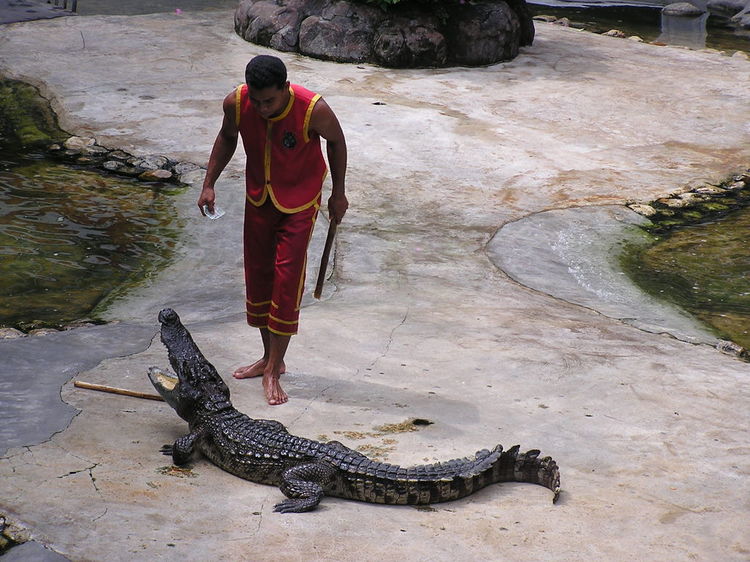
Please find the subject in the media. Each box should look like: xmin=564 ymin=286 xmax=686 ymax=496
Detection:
xmin=328 ymin=192 xmax=348 ymax=224
xmin=197 ymin=185 xmax=216 ymax=216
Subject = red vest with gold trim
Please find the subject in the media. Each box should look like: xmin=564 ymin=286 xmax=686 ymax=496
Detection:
xmin=236 ymin=83 xmax=327 ymax=213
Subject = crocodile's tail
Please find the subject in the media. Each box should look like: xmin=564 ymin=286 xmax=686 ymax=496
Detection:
xmin=334 ymin=444 xmax=559 ymax=505
xmin=465 ymin=444 xmax=561 ymax=503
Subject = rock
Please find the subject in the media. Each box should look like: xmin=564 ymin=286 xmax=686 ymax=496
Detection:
xmin=732 ymin=9 xmax=750 ymax=29
xmin=299 ymin=2 xmax=384 ymax=63
xmin=128 ymin=155 xmax=169 ymax=170
xmin=116 ymin=166 xmax=142 ymax=177
xmin=235 ymin=0 xmax=534 ymax=67
xmin=139 ymin=169 xmax=173 ymax=182
xmin=373 ymin=13 xmax=446 ymax=68
xmin=705 ymin=0 xmax=750 ymax=29
xmin=662 ymin=2 xmax=706 ymax=16
xmin=505 ymin=0 xmax=535 ymax=45
xmin=694 ymin=185 xmax=729 ymax=195
xmin=1 ymin=517 xmax=30 ymax=546
xmin=172 ymin=161 xmax=205 ymax=184
xmin=716 ymin=339 xmax=749 ymax=359
xmin=656 ymin=196 xmax=692 ymax=208
xmin=234 ymin=0 xmax=310 ymax=51
xmin=677 ymin=192 xmax=708 ymax=205
xmin=603 ymin=29 xmax=626 ymax=37
xmin=107 ymin=150 xmax=132 ymax=161
xmin=102 ymin=160 xmax=123 ymax=172
xmin=627 ymin=35 xmax=644 ymax=42
xmin=82 ymin=144 xmax=110 ymax=156
xmin=533 ymin=15 xmax=558 ymax=22
xmin=63 ymin=136 xmax=95 ymax=150
xmin=707 ymin=0 xmax=747 ymax=20
xmin=178 ymin=169 xmax=205 ymax=185
xmin=172 ymin=161 xmax=202 ymax=175
xmin=27 ymin=327 xmax=60 ymax=336
xmin=241 ymin=0 xmax=320 ymax=51
xmin=627 ymin=203 xmax=657 ymax=217
xmin=0 ymin=327 xmax=25 ymax=339
xmin=553 ymin=17 xmax=571 ymax=26
xmin=727 ymin=180 xmax=746 ymax=191
xmin=732 ymin=50 xmax=749 ymax=59
xmin=445 ymin=0 xmax=521 ymax=65
xmin=707 ymin=0 xmax=746 ymax=13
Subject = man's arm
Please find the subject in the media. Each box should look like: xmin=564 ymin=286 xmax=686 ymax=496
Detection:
xmin=197 ymin=92 xmax=239 ymax=215
xmin=310 ymin=98 xmax=348 ymax=224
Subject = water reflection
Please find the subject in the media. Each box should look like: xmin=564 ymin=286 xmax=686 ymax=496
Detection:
xmin=658 ymin=8 xmax=708 ymax=49
xmin=0 ymin=149 xmax=182 ymax=330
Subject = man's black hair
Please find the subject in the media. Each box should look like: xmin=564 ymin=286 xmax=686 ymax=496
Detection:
xmin=245 ymin=55 xmax=288 ymax=90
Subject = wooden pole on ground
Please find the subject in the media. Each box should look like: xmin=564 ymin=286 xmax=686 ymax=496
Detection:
xmin=74 ymin=381 xmax=164 ymax=401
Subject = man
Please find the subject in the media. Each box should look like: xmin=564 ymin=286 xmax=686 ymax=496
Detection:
xmin=198 ymin=55 xmax=348 ymax=405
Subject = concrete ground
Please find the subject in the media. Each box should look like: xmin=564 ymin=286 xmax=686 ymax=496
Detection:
xmin=1 ymin=9 xmax=749 ymax=561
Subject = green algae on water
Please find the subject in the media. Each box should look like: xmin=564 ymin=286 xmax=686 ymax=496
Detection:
xmin=621 ymin=206 xmax=750 ymax=349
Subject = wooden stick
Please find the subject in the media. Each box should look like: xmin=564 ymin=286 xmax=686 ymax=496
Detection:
xmin=74 ymin=381 xmax=164 ymax=402
xmin=313 ymin=219 xmax=337 ymax=299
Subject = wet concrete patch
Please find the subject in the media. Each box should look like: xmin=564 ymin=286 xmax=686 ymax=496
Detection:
xmin=0 ymin=0 xmax=75 ymax=25
xmin=0 ymin=322 xmax=156 ymax=457
xmin=2 ymin=540 xmax=70 ymax=561
xmin=488 ymin=205 xmax=717 ymax=345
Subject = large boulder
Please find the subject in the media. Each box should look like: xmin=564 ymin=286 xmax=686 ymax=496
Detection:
xmin=373 ymin=11 xmax=447 ymax=67
xmin=234 ymin=0 xmax=535 ymax=67
xmin=298 ymin=1 xmax=385 ymax=62
xmin=445 ymin=0 xmax=521 ymax=65
xmin=234 ymin=0 xmax=325 ymax=51
xmin=662 ymin=2 xmax=706 ymax=16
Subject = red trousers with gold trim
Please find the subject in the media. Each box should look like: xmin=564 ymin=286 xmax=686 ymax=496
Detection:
xmin=243 ymin=197 xmax=319 ymax=336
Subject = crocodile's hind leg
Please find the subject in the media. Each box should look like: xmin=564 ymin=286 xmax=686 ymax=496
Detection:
xmin=274 ymin=462 xmax=337 ymax=513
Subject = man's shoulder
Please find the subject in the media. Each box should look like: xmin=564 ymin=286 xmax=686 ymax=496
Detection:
xmin=291 ymin=83 xmax=320 ymax=102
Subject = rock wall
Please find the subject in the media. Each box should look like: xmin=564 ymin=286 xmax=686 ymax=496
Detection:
xmin=234 ymin=0 xmax=534 ymax=67
xmin=706 ymin=0 xmax=750 ymax=29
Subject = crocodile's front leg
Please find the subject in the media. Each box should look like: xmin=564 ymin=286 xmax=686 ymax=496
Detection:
xmin=274 ymin=461 xmax=338 ymax=513
xmin=160 ymin=429 xmax=203 ymax=465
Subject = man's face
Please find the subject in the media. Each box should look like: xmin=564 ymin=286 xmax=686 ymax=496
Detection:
xmin=248 ymin=82 xmax=290 ymax=119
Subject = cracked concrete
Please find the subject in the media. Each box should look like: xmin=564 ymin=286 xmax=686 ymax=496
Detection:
xmin=0 ymin=8 xmax=749 ymax=562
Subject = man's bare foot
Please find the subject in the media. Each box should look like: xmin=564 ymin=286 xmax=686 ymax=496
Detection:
xmin=233 ymin=358 xmax=265 ymax=379
xmin=263 ymin=373 xmax=288 ymax=405
xmin=233 ymin=359 xmax=285 ymax=379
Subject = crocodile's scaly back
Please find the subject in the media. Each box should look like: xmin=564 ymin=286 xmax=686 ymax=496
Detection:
xmin=149 ymin=308 xmax=562 ymax=513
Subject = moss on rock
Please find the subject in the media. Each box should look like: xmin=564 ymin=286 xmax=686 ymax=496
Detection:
xmin=0 ymin=79 xmax=67 ymax=147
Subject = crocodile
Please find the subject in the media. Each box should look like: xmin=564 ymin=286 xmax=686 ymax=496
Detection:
xmin=148 ymin=308 xmax=561 ymax=513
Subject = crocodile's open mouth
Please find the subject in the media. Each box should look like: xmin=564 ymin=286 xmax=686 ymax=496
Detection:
xmin=148 ymin=366 xmax=178 ymax=392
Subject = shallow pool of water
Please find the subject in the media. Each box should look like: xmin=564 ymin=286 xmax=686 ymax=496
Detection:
xmin=621 ymin=206 xmax=750 ymax=348
xmin=0 ymin=148 xmax=183 ymax=331
xmin=529 ymin=2 xmax=750 ymax=54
